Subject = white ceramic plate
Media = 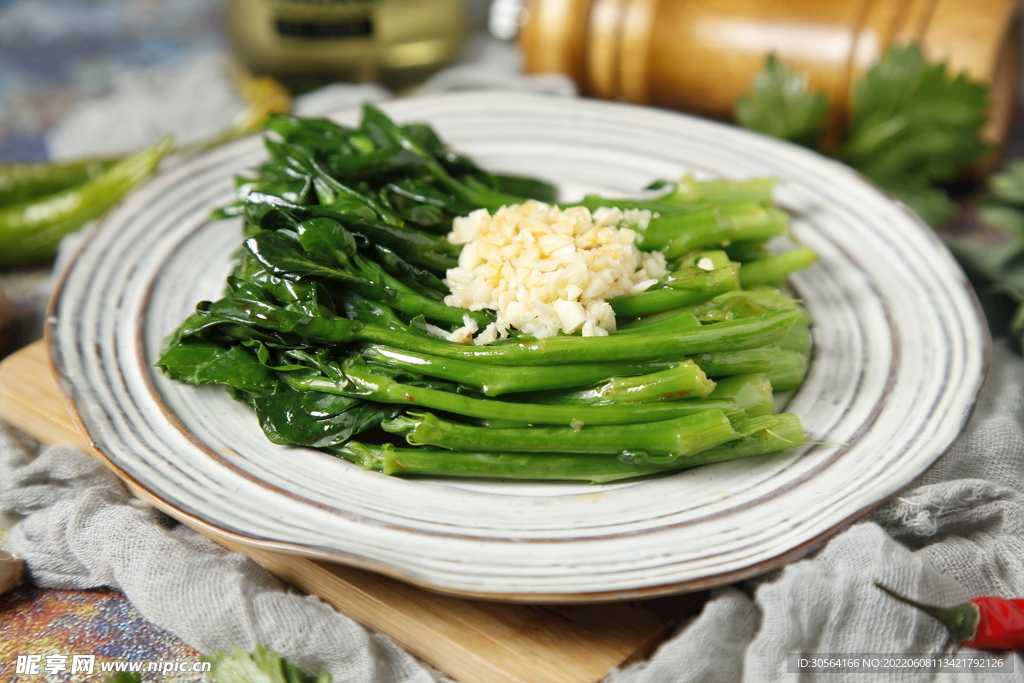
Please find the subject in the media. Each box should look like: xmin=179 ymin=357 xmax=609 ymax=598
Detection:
xmin=49 ymin=92 xmax=988 ymax=602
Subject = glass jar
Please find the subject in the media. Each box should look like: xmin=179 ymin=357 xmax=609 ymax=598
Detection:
xmin=229 ymin=0 xmax=466 ymax=87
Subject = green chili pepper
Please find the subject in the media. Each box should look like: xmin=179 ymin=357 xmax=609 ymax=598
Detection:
xmin=0 ymin=157 xmax=122 ymax=207
xmin=0 ymin=136 xmax=172 ymax=267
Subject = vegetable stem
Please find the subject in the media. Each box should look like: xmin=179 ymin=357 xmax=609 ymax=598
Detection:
xmin=509 ymin=360 xmax=716 ymax=404
xmin=610 ymin=265 xmax=740 ymax=316
xmin=382 ymin=409 xmax=741 ymax=456
xmin=336 ymin=415 xmax=802 ymax=483
xmin=283 ymin=364 xmax=735 ymax=426
xmin=739 ymin=247 xmax=819 ymax=286
xmin=361 ymin=344 xmax=679 ymax=396
xmin=358 ymin=308 xmax=802 ymax=365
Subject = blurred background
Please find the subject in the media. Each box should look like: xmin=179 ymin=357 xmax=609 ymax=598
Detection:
xmin=0 ymin=0 xmax=497 ymax=164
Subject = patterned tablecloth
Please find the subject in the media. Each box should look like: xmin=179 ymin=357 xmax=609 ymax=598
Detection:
xmin=0 ymin=0 xmax=227 ymax=164
xmin=1 ymin=1 xmax=227 ymax=680
xmin=1 ymin=525 xmax=210 ymax=682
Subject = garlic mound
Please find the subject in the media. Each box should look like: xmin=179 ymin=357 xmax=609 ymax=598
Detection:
xmin=443 ymin=201 xmax=667 ymax=344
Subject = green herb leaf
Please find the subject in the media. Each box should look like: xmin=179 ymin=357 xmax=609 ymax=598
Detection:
xmin=104 ymin=674 xmax=142 ymax=683
xmin=156 ymin=341 xmax=280 ymax=396
xmin=736 ymin=45 xmax=990 ymax=228
xmin=205 ymin=645 xmax=331 ymax=683
xmin=952 ymin=166 xmax=1024 ymax=293
xmin=839 ymin=44 xmax=990 ymax=185
xmin=734 ymin=54 xmax=829 ymax=149
xmin=989 ymin=159 xmax=1024 ymax=203
xmin=876 ymin=174 xmax=958 ymax=228
xmin=949 ymin=162 xmax=1024 ymax=349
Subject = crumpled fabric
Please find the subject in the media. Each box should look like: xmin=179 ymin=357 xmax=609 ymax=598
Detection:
xmin=0 ymin=430 xmax=445 ymax=683
xmin=5 ymin=30 xmax=1024 ymax=683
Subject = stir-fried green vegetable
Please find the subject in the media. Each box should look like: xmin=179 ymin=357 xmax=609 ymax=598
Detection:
xmin=157 ymin=105 xmax=817 ymax=483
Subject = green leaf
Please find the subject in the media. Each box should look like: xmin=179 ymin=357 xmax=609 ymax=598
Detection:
xmin=370 ymin=244 xmax=448 ymax=299
xmin=738 ymin=45 xmax=990 ymax=228
xmin=205 ymin=645 xmax=331 ymax=683
xmin=946 ymin=162 xmax=1024 ymax=348
xmin=246 ymin=230 xmax=359 ymax=284
xmin=951 ymin=164 xmax=1024 ymax=292
xmin=989 ymin=160 xmax=1024 ymax=204
xmin=104 ymin=674 xmax=142 ymax=683
xmin=840 ymin=44 xmax=990 ymax=185
xmin=156 ymin=341 xmax=280 ymax=396
xmin=734 ymin=54 xmax=829 ymax=149
xmin=874 ymin=174 xmax=958 ymax=228
xmin=251 ymin=386 xmax=399 ymax=448
xmin=981 ymin=203 xmax=1024 ymax=234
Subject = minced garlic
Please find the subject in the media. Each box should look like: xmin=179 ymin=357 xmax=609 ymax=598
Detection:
xmin=443 ymin=201 xmax=667 ymax=344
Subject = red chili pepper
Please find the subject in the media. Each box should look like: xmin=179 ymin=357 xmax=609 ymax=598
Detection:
xmin=875 ymin=582 xmax=1024 ymax=651
xmin=964 ymin=597 xmax=1024 ymax=650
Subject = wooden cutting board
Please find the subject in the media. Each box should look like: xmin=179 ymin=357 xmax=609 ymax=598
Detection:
xmin=0 ymin=340 xmax=704 ymax=683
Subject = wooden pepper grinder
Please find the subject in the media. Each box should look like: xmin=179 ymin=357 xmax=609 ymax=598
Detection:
xmin=518 ymin=0 xmax=1021 ymax=145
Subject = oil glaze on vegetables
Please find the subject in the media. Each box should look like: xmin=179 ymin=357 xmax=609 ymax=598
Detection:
xmin=156 ymin=105 xmax=817 ymax=483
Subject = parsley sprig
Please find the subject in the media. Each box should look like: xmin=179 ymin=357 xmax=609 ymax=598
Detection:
xmin=947 ymin=162 xmax=1024 ymax=347
xmin=735 ymin=55 xmax=829 ymax=149
xmin=735 ymin=45 xmax=991 ymax=227
xmin=203 ymin=645 xmax=331 ymax=683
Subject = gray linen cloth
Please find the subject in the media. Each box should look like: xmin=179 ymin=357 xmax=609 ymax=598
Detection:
xmin=4 ymin=37 xmax=1024 ymax=683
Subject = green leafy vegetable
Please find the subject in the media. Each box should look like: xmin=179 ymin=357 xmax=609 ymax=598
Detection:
xmin=157 ymin=106 xmax=816 ymax=482
xmin=156 ymin=341 xmax=279 ymax=396
xmin=734 ymin=54 xmax=829 ymax=149
xmin=338 ymin=411 xmax=805 ymax=484
xmin=839 ymin=45 xmax=989 ymax=183
xmin=948 ymin=161 xmax=1024 ymax=347
xmin=205 ymin=645 xmax=331 ymax=683
xmin=104 ymin=674 xmax=142 ymax=683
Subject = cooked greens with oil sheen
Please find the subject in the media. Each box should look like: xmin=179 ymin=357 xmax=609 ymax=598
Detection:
xmin=158 ymin=105 xmax=815 ymax=483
